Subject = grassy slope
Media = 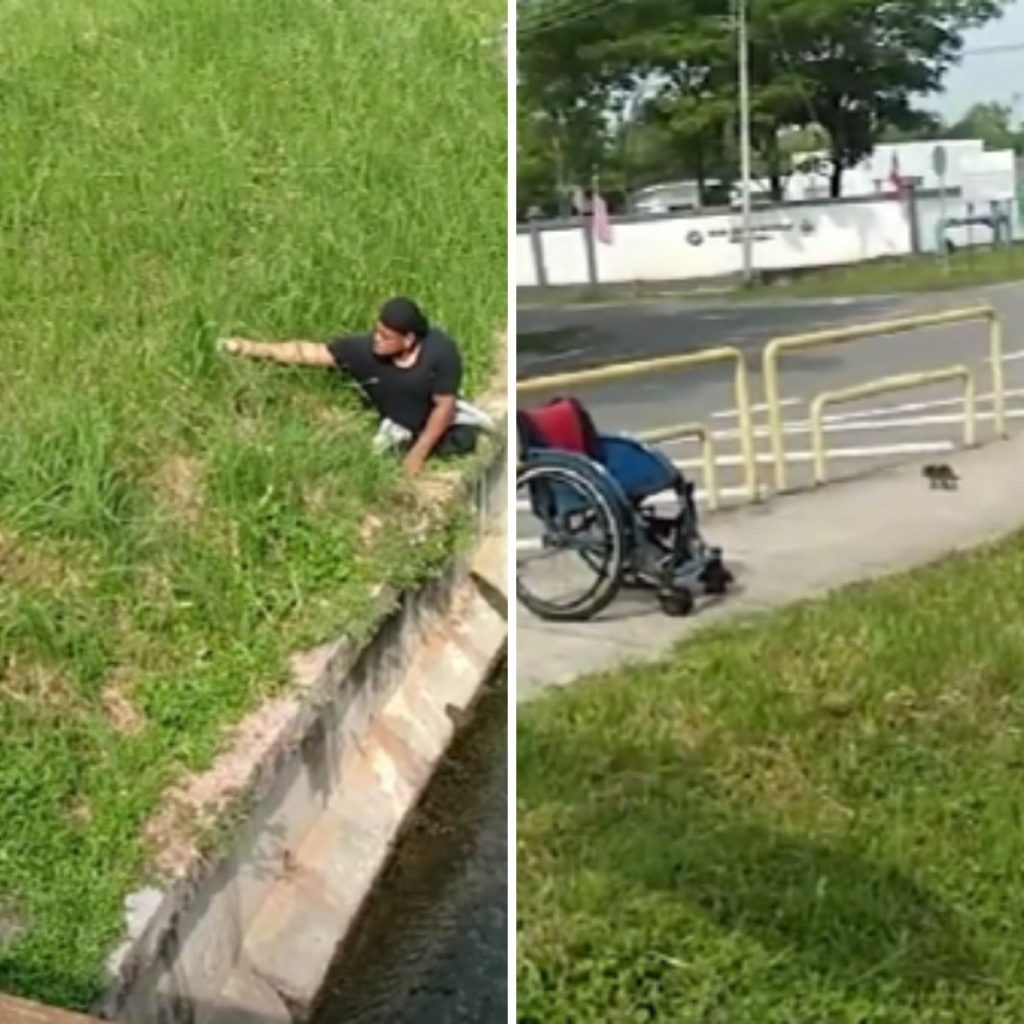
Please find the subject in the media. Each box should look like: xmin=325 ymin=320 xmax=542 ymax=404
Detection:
xmin=519 ymin=532 xmax=1024 ymax=1023
xmin=0 ymin=0 xmax=504 ymax=1007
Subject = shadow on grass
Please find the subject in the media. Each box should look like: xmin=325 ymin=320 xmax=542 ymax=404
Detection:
xmin=521 ymin=740 xmax=985 ymax=1007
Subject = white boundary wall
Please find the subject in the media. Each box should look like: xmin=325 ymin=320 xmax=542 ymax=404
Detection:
xmin=518 ymin=191 xmax=1020 ymax=288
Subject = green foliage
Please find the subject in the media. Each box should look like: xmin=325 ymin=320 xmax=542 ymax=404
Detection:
xmin=518 ymin=0 xmax=1008 ymax=205
xmin=0 ymin=0 xmax=504 ymax=1007
xmin=949 ymin=101 xmax=1024 ymax=152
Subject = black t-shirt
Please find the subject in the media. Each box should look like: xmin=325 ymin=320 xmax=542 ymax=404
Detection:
xmin=327 ymin=328 xmax=462 ymax=434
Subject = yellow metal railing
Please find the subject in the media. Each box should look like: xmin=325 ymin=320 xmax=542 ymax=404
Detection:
xmin=517 ymin=347 xmax=757 ymax=501
xmin=809 ymin=366 xmax=977 ymax=486
xmin=636 ymin=422 xmax=719 ymax=509
xmin=763 ymin=305 xmax=1004 ymax=491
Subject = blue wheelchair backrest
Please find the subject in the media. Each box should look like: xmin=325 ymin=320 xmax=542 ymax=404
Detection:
xmin=598 ymin=434 xmax=680 ymax=501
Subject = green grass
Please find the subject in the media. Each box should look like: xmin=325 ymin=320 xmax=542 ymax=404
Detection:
xmin=519 ymin=243 xmax=1024 ymax=310
xmin=518 ymin=532 xmax=1024 ymax=1022
xmin=0 ymin=0 xmax=504 ymax=1008
xmin=754 ymin=244 xmax=1024 ymax=300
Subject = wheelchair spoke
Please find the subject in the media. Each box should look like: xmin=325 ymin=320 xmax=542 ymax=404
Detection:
xmin=516 ymin=461 xmax=625 ymax=620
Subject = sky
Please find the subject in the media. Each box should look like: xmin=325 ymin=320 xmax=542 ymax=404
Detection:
xmin=933 ymin=0 xmax=1024 ymax=121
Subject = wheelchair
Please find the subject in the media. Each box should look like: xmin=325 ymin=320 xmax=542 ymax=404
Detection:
xmin=517 ymin=397 xmax=732 ymax=622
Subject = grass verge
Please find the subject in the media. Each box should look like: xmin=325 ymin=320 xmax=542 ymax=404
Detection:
xmin=752 ymin=245 xmax=1024 ymax=301
xmin=518 ymin=531 xmax=1024 ymax=1022
xmin=0 ymin=0 xmax=504 ymax=1008
xmin=518 ymin=243 xmax=1024 ymax=311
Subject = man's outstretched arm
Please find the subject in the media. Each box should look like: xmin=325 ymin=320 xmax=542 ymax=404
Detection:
xmin=218 ymin=337 xmax=335 ymax=367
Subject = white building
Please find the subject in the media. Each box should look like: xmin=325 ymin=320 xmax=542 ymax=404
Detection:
xmin=785 ymin=139 xmax=1017 ymax=208
xmin=631 ymin=178 xmax=772 ymax=213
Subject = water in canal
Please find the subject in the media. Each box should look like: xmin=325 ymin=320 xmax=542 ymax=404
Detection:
xmin=309 ymin=664 xmax=507 ymax=1023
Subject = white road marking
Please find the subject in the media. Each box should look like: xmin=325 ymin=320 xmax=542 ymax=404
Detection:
xmin=707 ymin=406 xmax=1024 ymax=443
xmin=668 ymin=441 xmax=956 ymax=470
xmin=812 ymin=387 xmax=1024 ymax=423
xmin=712 ymin=397 xmax=801 ymax=419
xmin=653 ymin=405 xmax=1024 ymax=447
xmin=711 ymin=383 xmax=1024 ymax=425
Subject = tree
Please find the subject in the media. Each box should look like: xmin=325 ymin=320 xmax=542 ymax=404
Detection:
xmin=516 ymin=99 xmax=609 ymax=216
xmin=517 ymin=0 xmax=1007 ymax=204
xmin=761 ymin=0 xmax=1004 ymax=195
xmin=518 ymin=0 xmax=738 ymax=205
xmin=516 ymin=0 xmax=629 ymax=213
xmin=878 ymin=110 xmax=948 ymax=143
xmin=949 ymin=101 xmax=1023 ymax=151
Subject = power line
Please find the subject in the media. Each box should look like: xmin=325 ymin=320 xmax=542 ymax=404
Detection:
xmin=517 ymin=0 xmax=625 ymax=41
xmin=518 ymin=0 xmax=620 ymax=39
xmin=959 ymin=40 xmax=1024 ymax=57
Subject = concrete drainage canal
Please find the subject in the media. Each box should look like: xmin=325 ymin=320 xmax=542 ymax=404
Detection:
xmin=64 ymin=441 xmax=511 ymax=1024
xmin=309 ymin=662 xmax=507 ymax=1023
xmin=0 ymin=378 xmax=508 ymax=1024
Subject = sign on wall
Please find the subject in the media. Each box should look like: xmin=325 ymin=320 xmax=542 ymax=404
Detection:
xmin=685 ymin=217 xmax=816 ymax=247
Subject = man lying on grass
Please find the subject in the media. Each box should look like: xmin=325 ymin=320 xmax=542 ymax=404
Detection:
xmin=219 ymin=296 xmax=493 ymax=475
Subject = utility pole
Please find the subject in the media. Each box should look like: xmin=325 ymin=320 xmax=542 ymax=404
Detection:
xmin=737 ymin=0 xmax=754 ymax=284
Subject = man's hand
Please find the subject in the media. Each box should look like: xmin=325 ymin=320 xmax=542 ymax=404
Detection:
xmin=403 ymin=448 xmax=428 ymax=477
xmin=403 ymin=395 xmax=456 ymax=477
xmin=217 ymin=337 xmax=251 ymax=356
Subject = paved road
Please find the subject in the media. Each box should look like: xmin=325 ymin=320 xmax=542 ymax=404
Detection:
xmin=518 ymin=282 xmax=1024 ymax=498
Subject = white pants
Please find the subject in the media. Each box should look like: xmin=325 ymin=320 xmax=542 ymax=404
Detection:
xmin=372 ymin=399 xmax=495 ymax=454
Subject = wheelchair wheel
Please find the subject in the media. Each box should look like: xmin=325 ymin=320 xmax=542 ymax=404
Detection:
xmin=516 ymin=461 xmax=625 ymax=621
xmin=658 ymin=587 xmax=694 ymax=617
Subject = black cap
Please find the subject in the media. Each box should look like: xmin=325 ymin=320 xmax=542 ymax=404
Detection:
xmin=378 ymin=296 xmax=429 ymax=340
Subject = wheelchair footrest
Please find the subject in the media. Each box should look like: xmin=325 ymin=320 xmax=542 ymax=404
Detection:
xmin=668 ymin=551 xmax=732 ymax=595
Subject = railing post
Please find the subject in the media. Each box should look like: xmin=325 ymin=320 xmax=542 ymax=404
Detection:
xmin=989 ymin=311 xmax=1006 ymax=438
xmin=763 ymin=342 xmax=787 ymax=491
xmin=701 ymin=431 xmax=720 ymax=511
xmin=733 ymin=355 xmax=758 ymax=500
xmin=963 ymin=371 xmax=977 ymax=448
xmin=810 ymin=395 xmax=827 ymax=485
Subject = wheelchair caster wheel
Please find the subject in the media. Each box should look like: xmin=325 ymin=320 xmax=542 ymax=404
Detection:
xmin=701 ymin=559 xmax=732 ymax=596
xmin=704 ymin=570 xmax=731 ymax=595
xmin=658 ymin=588 xmax=694 ymax=617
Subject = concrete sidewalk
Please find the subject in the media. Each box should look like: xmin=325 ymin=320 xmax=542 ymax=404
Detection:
xmin=517 ymin=433 xmax=1024 ymax=701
